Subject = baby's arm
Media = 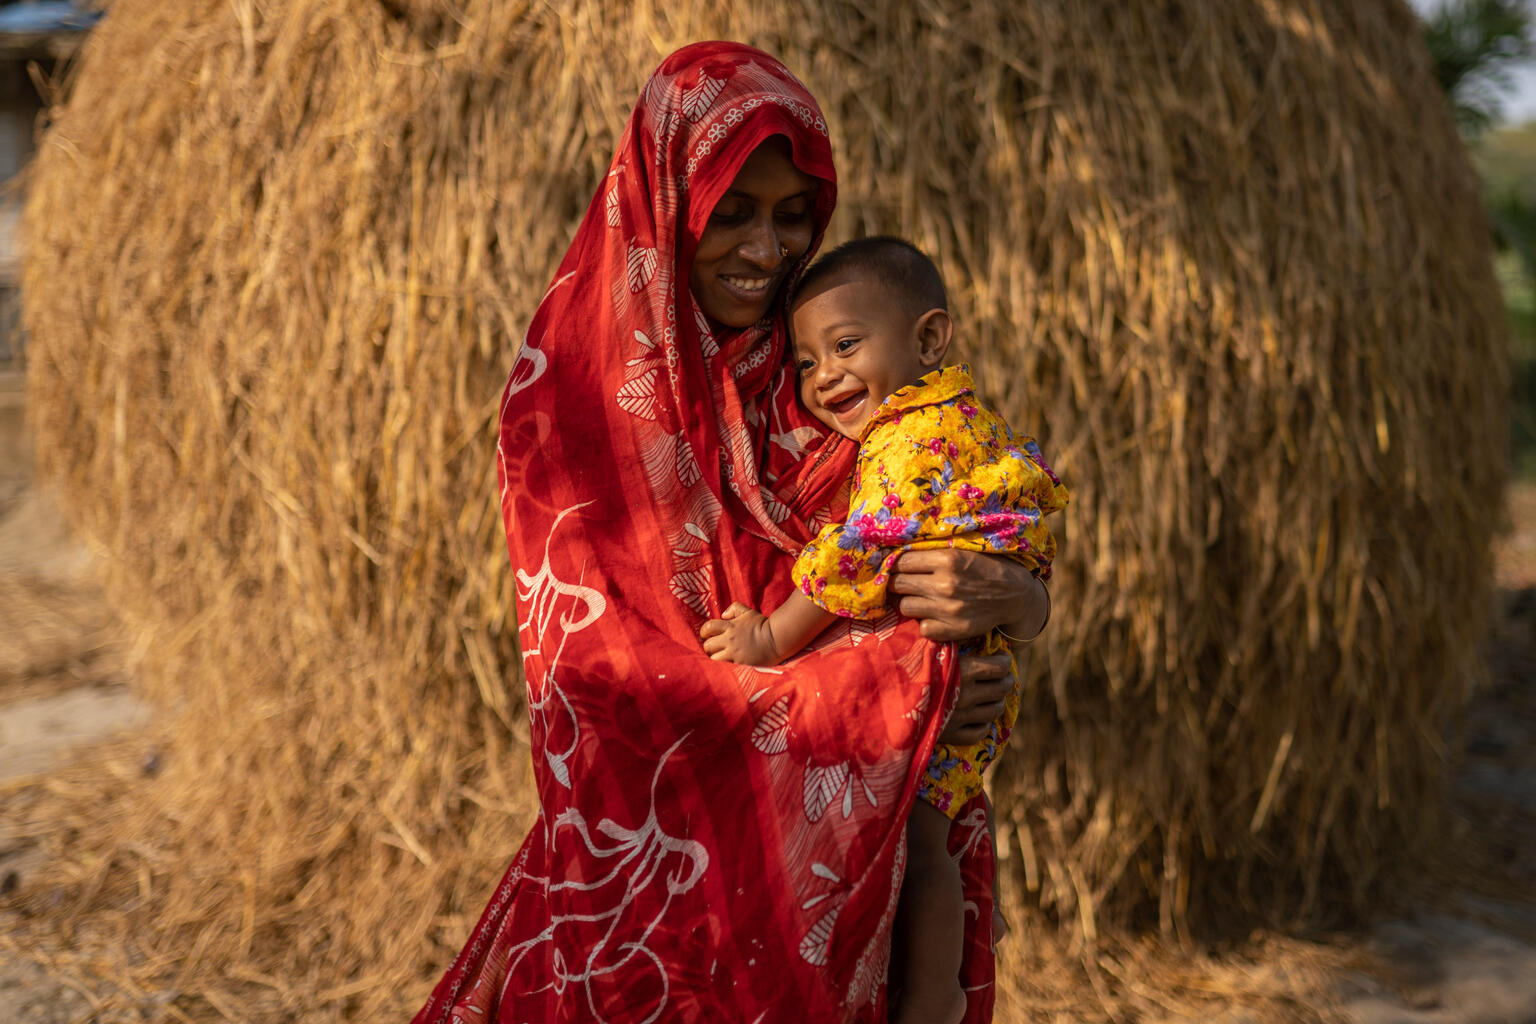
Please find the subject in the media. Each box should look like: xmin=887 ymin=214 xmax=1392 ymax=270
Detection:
xmin=699 ymin=593 xmax=839 ymax=665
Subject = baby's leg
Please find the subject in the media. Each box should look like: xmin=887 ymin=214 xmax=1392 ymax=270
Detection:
xmin=893 ymin=801 xmax=967 ymax=1024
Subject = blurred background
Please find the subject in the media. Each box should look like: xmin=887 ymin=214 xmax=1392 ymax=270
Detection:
xmin=1409 ymin=0 xmax=1536 ymax=477
xmin=0 ymin=2 xmax=1533 ymax=1022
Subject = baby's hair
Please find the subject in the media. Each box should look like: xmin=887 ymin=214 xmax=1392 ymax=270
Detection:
xmin=794 ymin=235 xmax=948 ymax=317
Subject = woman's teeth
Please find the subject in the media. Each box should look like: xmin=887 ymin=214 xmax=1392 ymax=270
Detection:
xmin=722 ymin=275 xmax=772 ymax=295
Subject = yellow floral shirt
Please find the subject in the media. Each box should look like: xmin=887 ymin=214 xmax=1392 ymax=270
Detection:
xmin=792 ymin=364 xmax=1068 ymax=618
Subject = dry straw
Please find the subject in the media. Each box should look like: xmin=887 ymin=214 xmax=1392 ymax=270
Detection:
xmin=11 ymin=0 xmax=1506 ymax=1019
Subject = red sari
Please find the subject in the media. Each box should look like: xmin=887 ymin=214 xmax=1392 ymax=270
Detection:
xmin=412 ymin=42 xmax=997 ymax=1023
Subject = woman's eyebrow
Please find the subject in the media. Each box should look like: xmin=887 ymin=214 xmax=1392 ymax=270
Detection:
xmin=722 ymin=187 xmax=814 ymax=201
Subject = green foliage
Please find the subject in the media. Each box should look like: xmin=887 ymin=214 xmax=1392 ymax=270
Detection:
xmin=1474 ymin=124 xmax=1536 ymax=473
xmin=1477 ymin=120 xmax=1536 ymax=207
xmin=1477 ymin=122 xmax=1536 ymax=283
xmin=1423 ymin=0 xmax=1535 ymax=136
xmin=1501 ymin=251 xmax=1536 ymax=476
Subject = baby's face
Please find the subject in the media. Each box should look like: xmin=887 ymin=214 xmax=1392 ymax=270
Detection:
xmin=790 ymin=268 xmax=938 ymax=439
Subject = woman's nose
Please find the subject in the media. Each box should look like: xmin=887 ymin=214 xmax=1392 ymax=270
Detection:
xmin=738 ymin=217 xmax=784 ymax=269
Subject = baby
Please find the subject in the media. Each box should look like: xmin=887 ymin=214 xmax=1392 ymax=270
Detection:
xmin=701 ymin=237 xmax=1068 ymax=1024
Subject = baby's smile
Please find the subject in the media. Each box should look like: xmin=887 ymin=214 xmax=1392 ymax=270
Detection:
xmin=823 ymin=387 xmax=869 ymax=425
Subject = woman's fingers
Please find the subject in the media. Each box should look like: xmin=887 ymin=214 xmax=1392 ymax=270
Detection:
xmin=955 ymin=680 xmax=1010 ymax=719
xmin=889 ymin=554 xmax=960 ymax=600
xmin=889 ymin=550 xmax=1008 ymax=639
xmin=939 ymin=654 xmax=1014 ymax=744
xmin=956 ymin=700 xmax=1007 ymax=723
xmin=891 ymin=594 xmax=962 ymax=618
xmin=891 ymin=594 xmax=975 ymax=641
xmin=949 ymin=694 xmax=1008 ymax=722
xmin=916 ymin=610 xmax=979 ymax=642
xmin=941 ymin=723 xmax=992 ymax=745
xmin=958 ymin=653 xmax=1011 ymax=685
xmin=888 ymin=548 xmax=953 ymax=581
xmin=890 ymin=549 xmax=1048 ymax=642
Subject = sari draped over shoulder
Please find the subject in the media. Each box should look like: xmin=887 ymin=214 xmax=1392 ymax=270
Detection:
xmin=412 ymin=41 xmax=998 ymax=1024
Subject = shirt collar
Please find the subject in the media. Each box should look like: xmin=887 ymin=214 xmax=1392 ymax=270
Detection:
xmin=859 ymin=363 xmax=976 ymax=442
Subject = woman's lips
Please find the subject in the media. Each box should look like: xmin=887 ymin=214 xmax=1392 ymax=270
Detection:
xmin=719 ymin=272 xmax=777 ymax=304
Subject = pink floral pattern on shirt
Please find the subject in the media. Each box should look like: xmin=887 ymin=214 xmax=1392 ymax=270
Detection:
xmin=792 ymin=364 xmax=1066 ymax=618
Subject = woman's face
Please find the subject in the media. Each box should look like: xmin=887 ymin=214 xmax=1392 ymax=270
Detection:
xmin=690 ymin=136 xmax=817 ymax=329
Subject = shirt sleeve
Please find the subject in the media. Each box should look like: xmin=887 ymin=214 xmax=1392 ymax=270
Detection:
xmin=1005 ymin=434 xmax=1070 ymax=579
xmin=790 ymin=410 xmax=950 ymax=618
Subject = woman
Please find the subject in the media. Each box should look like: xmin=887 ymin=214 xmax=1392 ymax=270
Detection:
xmin=413 ymin=41 xmax=1047 ymax=1024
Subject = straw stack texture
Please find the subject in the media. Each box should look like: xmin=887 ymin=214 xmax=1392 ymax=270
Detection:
xmin=14 ymin=0 xmax=1506 ymax=1019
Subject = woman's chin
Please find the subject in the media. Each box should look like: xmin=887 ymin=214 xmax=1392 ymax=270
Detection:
xmin=697 ymin=286 xmax=776 ymax=328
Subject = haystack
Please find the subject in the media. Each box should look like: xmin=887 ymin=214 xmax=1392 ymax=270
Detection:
xmin=12 ymin=0 xmax=1506 ymax=1019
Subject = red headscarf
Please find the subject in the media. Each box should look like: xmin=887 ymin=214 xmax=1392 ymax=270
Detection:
xmin=413 ymin=42 xmax=997 ymax=1023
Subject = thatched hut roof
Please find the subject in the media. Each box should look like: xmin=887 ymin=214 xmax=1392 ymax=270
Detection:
xmin=12 ymin=0 xmax=1507 ymax=1019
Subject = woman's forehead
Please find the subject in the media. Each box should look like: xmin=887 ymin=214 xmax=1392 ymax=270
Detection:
xmin=725 ymin=137 xmax=816 ymax=199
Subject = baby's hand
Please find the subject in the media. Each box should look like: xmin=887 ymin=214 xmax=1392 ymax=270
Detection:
xmin=699 ymin=602 xmax=781 ymax=665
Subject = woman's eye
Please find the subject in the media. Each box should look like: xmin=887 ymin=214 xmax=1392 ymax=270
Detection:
xmin=709 ymin=205 xmax=748 ymax=226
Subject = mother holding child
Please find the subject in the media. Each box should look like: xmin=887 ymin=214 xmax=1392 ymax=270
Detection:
xmin=413 ymin=41 xmax=1064 ymax=1024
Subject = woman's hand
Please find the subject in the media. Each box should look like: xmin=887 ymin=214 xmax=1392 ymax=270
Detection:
xmin=890 ymin=549 xmax=1050 ymax=746
xmin=939 ymin=652 xmax=1015 ymax=745
xmin=887 ymin=549 xmax=1048 ymax=642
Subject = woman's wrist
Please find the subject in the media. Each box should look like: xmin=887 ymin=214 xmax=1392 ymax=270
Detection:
xmin=997 ymin=573 xmax=1049 ymax=643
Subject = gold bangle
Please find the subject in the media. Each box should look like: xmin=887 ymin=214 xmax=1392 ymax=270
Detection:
xmin=997 ymin=577 xmax=1050 ymax=644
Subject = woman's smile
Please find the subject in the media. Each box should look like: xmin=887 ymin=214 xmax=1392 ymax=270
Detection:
xmin=689 ymin=136 xmax=816 ymax=329
xmin=719 ymin=272 xmax=779 ymax=302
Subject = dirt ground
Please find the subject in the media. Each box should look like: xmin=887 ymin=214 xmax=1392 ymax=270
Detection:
xmin=1 ymin=366 xmax=1534 ymax=1023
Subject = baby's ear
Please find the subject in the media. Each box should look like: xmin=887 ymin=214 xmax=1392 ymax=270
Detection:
xmin=915 ymin=308 xmax=953 ymax=367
